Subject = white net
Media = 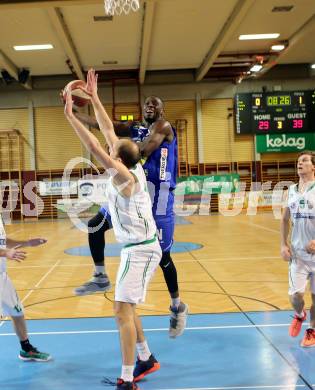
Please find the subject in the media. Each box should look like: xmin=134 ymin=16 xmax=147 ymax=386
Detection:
xmin=104 ymin=0 xmax=140 ymax=15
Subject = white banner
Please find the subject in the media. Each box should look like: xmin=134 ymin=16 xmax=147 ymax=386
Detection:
xmin=219 ymin=190 xmax=284 ymax=211
xmin=38 ymin=181 xmax=77 ymax=196
xmin=78 ymin=179 xmax=108 ymax=203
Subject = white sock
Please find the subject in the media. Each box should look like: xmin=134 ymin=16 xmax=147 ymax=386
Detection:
xmin=295 ymin=311 xmax=305 ymax=318
xmin=121 ymin=365 xmax=134 ymax=382
xmin=171 ymin=297 xmax=180 ymax=309
xmin=136 ymin=340 xmax=151 ymax=361
xmin=94 ymin=265 xmax=105 ymax=275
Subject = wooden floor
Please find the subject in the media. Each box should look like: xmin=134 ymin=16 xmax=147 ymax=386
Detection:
xmin=5 ymin=212 xmax=303 ymax=320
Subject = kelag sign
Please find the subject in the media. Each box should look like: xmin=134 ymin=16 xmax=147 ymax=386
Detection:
xmin=256 ymin=132 xmax=315 ymax=153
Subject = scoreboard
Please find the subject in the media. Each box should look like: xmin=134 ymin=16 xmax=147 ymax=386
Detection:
xmin=235 ymin=90 xmax=315 ymax=134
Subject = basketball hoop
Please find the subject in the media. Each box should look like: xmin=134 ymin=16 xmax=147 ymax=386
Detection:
xmin=104 ymin=0 xmax=140 ymax=15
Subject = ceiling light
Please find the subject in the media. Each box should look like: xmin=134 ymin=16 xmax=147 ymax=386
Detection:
xmin=271 ymin=44 xmax=285 ymax=51
xmin=272 ymin=5 xmax=294 ymax=12
xmin=311 ymin=64 xmax=315 ymax=69
xmin=250 ymin=64 xmax=263 ymax=72
xmin=239 ymin=34 xmax=280 ymax=40
xmin=13 ymin=44 xmax=53 ymax=51
xmin=93 ymin=15 xmax=113 ymax=21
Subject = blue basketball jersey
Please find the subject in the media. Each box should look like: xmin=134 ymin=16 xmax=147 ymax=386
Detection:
xmin=130 ymin=123 xmax=178 ymax=216
xmin=130 ymin=123 xmax=150 ymax=142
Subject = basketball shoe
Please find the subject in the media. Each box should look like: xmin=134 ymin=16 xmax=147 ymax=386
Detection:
xmin=169 ymin=302 xmax=188 ymax=338
xmin=289 ymin=310 xmax=307 ymax=337
xmin=133 ymin=354 xmax=160 ymax=382
xmin=19 ymin=347 xmax=52 ymax=362
xmin=301 ymin=328 xmax=315 ymax=347
xmin=115 ymin=378 xmax=139 ymax=390
xmin=74 ymin=273 xmax=111 ymax=296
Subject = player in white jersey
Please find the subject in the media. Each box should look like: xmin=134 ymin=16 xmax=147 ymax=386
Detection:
xmin=0 ymin=215 xmax=51 ymax=361
xmin=64 ymin=70 xmax=161 ymax=390
xmin=281 ymin=151 xmax=315 ymax=347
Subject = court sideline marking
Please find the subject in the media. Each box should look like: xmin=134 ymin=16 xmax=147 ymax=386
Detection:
xmin=0 ymin=322 xmax=311 ymax=336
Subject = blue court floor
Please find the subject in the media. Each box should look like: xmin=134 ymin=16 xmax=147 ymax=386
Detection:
xmin=64 ymin=241 xmax=203 ymax=257
xmin=66 ymin=215 xmax=196 ymax=256
xmin=1 ymin=311 xmax=315 ymax=390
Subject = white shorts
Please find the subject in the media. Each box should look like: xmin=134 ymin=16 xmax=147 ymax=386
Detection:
xmin=0 ymin=272 xmax=24 ymax=317
xmin=288 ymin=258 xmax=315 ymax=295
xmin=115 ymin=238 xmax=162 ymax=304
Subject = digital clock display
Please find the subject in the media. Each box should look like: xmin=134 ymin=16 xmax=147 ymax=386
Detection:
xmin=235 ymin=90 xmax=315 ymax=134
xmin=266 ymin=95 xmax=291 ymax=106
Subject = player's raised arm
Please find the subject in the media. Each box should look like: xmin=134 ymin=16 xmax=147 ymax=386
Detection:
xmin=73 ymin=111 xmax=99 ymax=130
xmin=73 ymin=110 xmax=133 ymax=138
xmin=81 ymin=69 xmax=119 ymax=151
xmin=64 ymin=87 xmax=135 ymax=196
xmin=138 ymin=119 xmax=172 ymax=157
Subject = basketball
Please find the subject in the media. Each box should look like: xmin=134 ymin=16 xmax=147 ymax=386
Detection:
xmin=63 ymin=80 xmax=91 ymax=107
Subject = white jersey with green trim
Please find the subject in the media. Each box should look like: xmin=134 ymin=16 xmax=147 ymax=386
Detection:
xmin=106 ymin=163 xmax=156 ymax=244
xmin=0 ymin=215 xmax=6 ymax=273
xmin=288 ymin=181 xmax=315 ymax=262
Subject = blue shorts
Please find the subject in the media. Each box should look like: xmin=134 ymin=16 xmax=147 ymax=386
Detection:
xmin=154 ymin=214 xmax=175 ymax=252
xmin=99 ymin=206 xmax=112 ymax=227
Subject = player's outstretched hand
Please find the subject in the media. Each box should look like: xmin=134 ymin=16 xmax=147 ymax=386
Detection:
xmin=79 ymin=68 xmax=98 ymax=99
xmin=6 ymin=246 xmax=26 ymax=262
xmin=27 ymin=238 xmax=47 ymax=247
xmin=306 ymin=240 xmax=315 ymax=254
xmin=281 ymin=244 xmax=291 ymax=261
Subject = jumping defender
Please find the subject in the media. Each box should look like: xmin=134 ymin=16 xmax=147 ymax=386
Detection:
xmin=64 ymin=70 xmax=162 ymax=389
